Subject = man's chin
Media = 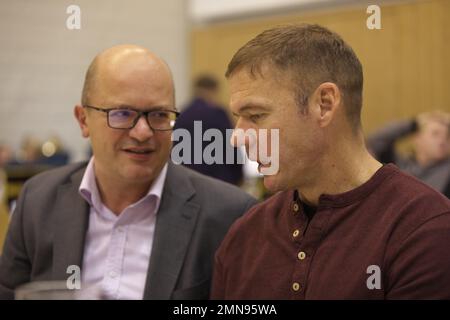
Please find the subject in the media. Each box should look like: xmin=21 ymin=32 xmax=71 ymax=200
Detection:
xmin=262 ymin=174 xmax=284 ymax=193
xmin=120 ymin=166 xmax=156 ymax=183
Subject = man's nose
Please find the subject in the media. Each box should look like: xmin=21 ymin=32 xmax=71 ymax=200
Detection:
xmin=230 ymin=119 xmax=256 ymax=158
xmin=129 ymin=115 xmax=154 ymax=142
xmin=230 ymin=118 xmax=247 ymax=148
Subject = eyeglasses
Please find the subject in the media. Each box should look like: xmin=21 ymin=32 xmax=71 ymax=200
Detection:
xmin=83 ymin=105 xmax=180 ymax=130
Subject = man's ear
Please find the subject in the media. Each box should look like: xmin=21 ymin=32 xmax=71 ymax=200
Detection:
xmin=311 ymin=82 xmax=341 ymax=128
xmin=74 ymin=105 xmax=90 ymax=138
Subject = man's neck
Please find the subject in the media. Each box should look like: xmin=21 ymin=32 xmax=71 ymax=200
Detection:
xmin=94 ymin=169 xmax=153 ymax=216
xmin=297 ymin=138 xmax=383 ymax=206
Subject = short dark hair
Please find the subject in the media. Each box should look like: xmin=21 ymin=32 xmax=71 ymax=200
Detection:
xmin=194 ymin=75 xmax=219 ymax=91
xmin=226 ymin=24 xmax=364 ymax=129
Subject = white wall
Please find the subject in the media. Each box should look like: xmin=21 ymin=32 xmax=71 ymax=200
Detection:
xmin=0 ymin=0 xmax=189 ymax=162
xmin=189 ymin=0 xmax=356 ymax=23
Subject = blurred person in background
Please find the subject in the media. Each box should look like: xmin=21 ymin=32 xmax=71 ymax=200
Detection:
xmin=0 ymin=144 xmax=13 ymax=168
xmin=0 ymin=143 xmax=13 ymax=212
xmin=17 ymin=135 xmax=42 ymax=164
xmin=0 ymin=143 xmax=12 ymax=205
xmin=367 ymin=111 xmax=450 ymax=198
xmin=0 ymin=143 xmax=12 ymax=253
xmin=2 ymin=135 xmax=69 ymax=212
xmin=0 ymin=45 xmax=256 ymax=300
xmin=39 ymin=135 xmax=70 ymax=166
xmin=173 ymin=75 xmax=243 ymax=185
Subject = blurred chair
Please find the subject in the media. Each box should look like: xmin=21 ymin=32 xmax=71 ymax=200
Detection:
xmin=0 ymin=169 xmax=9 ymax=253
xmin=4 ymin=164 xmax=55 ymax=210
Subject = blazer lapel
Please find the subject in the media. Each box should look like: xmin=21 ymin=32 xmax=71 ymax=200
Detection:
xmin=143 ymin=163 xmax=200 ymax=299
xmin=52 ymin=166 xmax=90 ymax=280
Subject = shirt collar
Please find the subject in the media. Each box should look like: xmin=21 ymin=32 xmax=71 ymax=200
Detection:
xmin=293 ymin=164 xmax=397 ymax=209
xmin=78 ymin=157 xmax=168 ymax=214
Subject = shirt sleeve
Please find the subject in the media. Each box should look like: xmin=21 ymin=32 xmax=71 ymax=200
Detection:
xmin=385 ymin=212 xmax=450 ymax=299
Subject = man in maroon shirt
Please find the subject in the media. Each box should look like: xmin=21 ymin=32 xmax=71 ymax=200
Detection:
xmin=211 ymin=24 xmax=450 ymax=299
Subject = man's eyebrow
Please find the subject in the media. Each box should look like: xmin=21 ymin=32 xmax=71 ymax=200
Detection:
xmin=232 ymin=103 xmax=270 ymax=117
xmin=233 ymin=104 xmax=271 ymax=116
xmin=114 ymin=105 xmax=175 ymax=111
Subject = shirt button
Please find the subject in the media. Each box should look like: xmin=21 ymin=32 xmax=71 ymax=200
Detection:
xmin=293 ymin=203 xmax=299 ymax=213
xmin=109 ymin=271 xmax=118 ymax=279
xmin=298 ymin=251 xmax=306 ymax=260
xmin=292 ymin=282 xmax=301 ymax=292
xmin=293 ymin=229 xmax=300 ymax=238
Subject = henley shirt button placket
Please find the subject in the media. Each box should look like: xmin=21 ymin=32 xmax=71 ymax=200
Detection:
xmin=292 ymin=199 xmax=306 ymax=296
xmin=297 ymin=251 xmax=306 ymax=260
xmin=291 ymin=251 xmax=307 ymax=296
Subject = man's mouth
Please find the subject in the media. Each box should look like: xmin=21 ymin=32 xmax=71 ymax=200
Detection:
xmin=122 ymin=147 xmax=154 ymax=156
xmin=257 ymin=158 xmax=271 ymax=166
xmin=257 ymin=161 xmax=271 ymax=171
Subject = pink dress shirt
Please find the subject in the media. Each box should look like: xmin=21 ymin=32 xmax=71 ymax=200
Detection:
xmin=78 ymin=157 xmax=167 ymax=299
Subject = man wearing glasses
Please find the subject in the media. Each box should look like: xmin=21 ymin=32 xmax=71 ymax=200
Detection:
xmin=0 ymin=45 xmax=257 ymax=299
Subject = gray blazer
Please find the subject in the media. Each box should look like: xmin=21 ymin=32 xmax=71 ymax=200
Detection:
xmin=0 ymin=162 xmax=257 ymax=299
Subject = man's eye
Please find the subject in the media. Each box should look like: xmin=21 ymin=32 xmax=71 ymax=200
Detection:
xmin=249 ymin=114 xmax=264 ymax=122
xmin=112 ymin=110 xmax=133 ymax=118
xmin=150 ymin=111 xmax=169 ymax=118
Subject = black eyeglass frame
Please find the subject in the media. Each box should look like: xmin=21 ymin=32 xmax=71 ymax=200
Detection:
xmin=83 ymin=105 xmax=180 ymax=131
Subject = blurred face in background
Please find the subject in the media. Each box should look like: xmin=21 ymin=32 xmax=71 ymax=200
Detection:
xmin=414 ymin=119 xmax=450 ymax=165
xmin=0 ymin=144 xmax=13 ymax=168
xmin=75 ymin=47 xmax=175 ymax=187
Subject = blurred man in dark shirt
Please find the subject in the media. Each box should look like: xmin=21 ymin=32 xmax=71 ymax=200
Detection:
xmin=174 ymin=75 xmax=243 ymax=185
